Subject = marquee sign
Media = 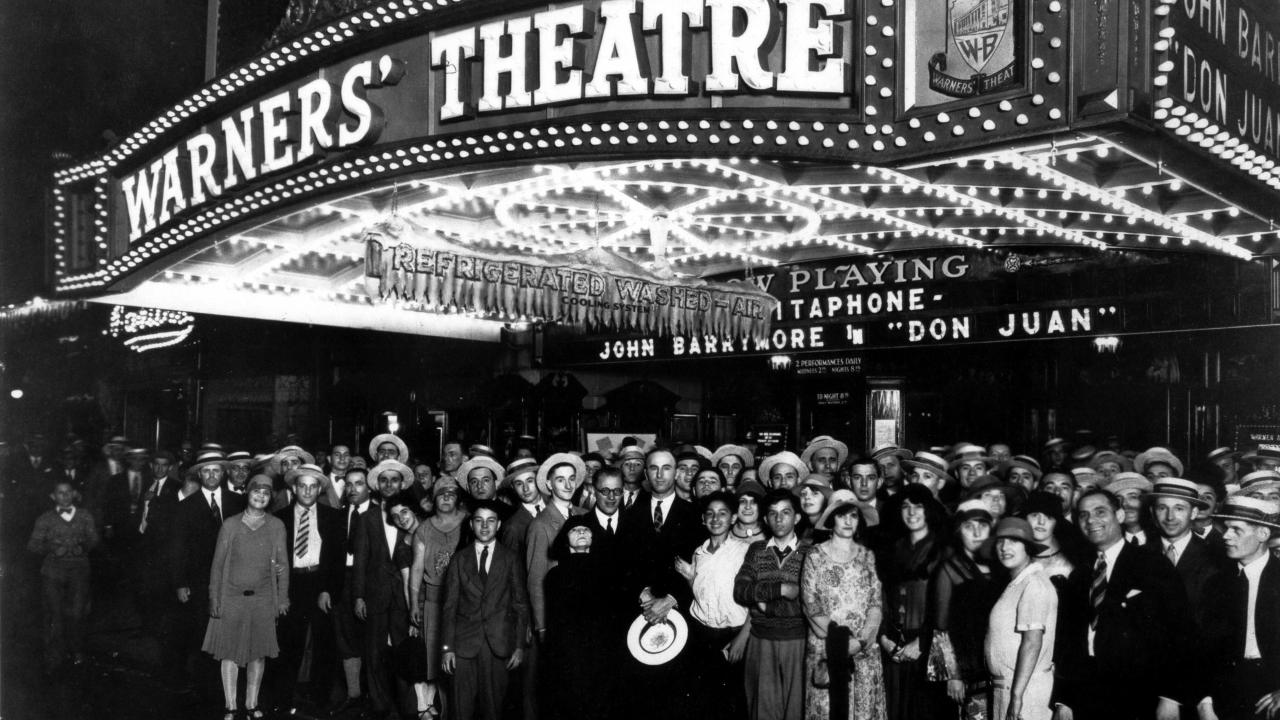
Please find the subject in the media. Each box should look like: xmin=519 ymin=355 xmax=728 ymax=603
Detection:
xmin=51 ymin=0 xmax=1078 ymax=296
xmin=540 ymin=249 xmax=1270 ymax=364
xmin=106 ymin=305 xmax=196 ymax=353
xmin=361 ymin=217 xmax=777 ymax=339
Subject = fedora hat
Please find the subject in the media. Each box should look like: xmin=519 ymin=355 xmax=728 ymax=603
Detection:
xmin=285 ymin=463 xmax=328 ymax=487
xmin=993 ymin=517 xmax=1048 ymax=555
xmin=1148 ymin=477 xmax=1208 ymax=509
xmin=800 ymin=436 xmax=848 ymax=469
xmin=369 ymin=460 xmax=414 ymax=489
xmin=904 ymin=451 xmax=949 ymax=477
xmin=185 ymin=450 xmax=229 ymax=479
xmin=757 ymin=451 xmax=806 ymax=484
xmin=1104 ymin=471 xmax=1153 ymax=495
xmin=367 ymin=434 xmax=409 ymax=463
xmin=712 ymin=444 xmax=755 ymax=469
xmin=1213 ymin=495 xmax=1280 ymax=530
xmin=1134 ymin=447 xmax=1184 ymax=477
xmin=816 ymin=489 xmax=861 ymax=529
xmin=627 ymin=611 xmax=688 ymax=666
xmin=870 ymin=444 xmax=914 ymax=462
xmin=536 ymin=453 xmax=586 ymax=497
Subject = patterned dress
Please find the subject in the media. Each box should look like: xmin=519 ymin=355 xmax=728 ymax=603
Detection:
xmin=414 ymin=515 xmax=464 ymax=680
xmin=802 ymin=542 xmax=887 ymax=720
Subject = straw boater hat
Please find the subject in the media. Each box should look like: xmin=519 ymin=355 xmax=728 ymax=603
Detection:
xmin=1071 ymin=445 xmax=1097 ymax=463
xmin=457 ymin=456 xmax=505 ymax=488
xmin=757 ymin=451 xmax=807 ymax=483
xmin=870 ymin=444 xmax=914 ymax=462
xmin=903 ymin=451 xmax=949 ymax=477
xmin=125 ymin=446 xmax=150 ymax=459
xmin=1212 ymin=495 xmax=1280 ymax=531
xmin=1104 ymin=471 xmax=1153 ymax=495
xmin=536 ymin=452 xmax=586 ymax=497
xmin=947 ymin=444 xmax=992 ymax=470
xmin=694 ymin=446 xmax=714 ymax=464
xmin=367 ymin=433 xmax=409 ymax=463
xmin=1071 ymin=468 xmax=1097 ymax=483
xmin=1205 ymin=446 xmax=1238 ymax=464
xmin=369 ymin=460 xmax=414 ymax=489
xmin=1088 ymin=450 xmax=1133 ymax=472
xmin=285 ymin=463 xmax=328 ymax=486
xmin=800 ymin=436 xmax=849 ymax=469
xmin=1242 ymin=446 xmax=1280 ymax=467
xmin=1239 ymin=469 xmax=1280 ymax=497
xmin=225 ymin=450 xmax=253 ymax=468
xmin=505 ymin=458 xmax=540 ymax=488
xmin=1147 ymin=478 xmax=1209 ymax=509
xmin=954 ymin=498 xmax=994 ymax=524
xmin=468 ymin=444 xmax=497 ymax=459
xmin=1002 ymin=455 xmax=1043 ymax=480
xmin=185 ymin=450 xmax=229 ymax=479
xmin=273 ymin=444 xmax=316 ymax=470
xmin=712 ymin=444 xmax=755 ymax=468
xmin=1043 ymin=437 xmax=1068 ymax=450
xmin=1133 ymin=447 xmax=1184 ymax=477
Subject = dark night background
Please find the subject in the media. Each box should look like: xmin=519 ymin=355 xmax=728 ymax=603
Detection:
xmin=0 ymin=1 xmax=206 ymax=305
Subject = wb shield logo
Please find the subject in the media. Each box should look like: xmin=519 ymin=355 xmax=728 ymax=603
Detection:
xmin=925 ymin=0 xmax=1018 ymax=99
xmin=951 ymin=0 xmax=1010 ymax=72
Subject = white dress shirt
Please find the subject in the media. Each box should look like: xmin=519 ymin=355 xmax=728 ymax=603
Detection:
xmin=474 ymin=540 xmax=495 ymax=574
xmin=650 ymin=494 xmax=675 ymax=525
xmin=1242 ymin=553 xmax=1269 ymax=659
xmin=345 ymin=499 xmax=371 ymax=567
xmin=595 ymin=508 xmax=619 ymax=534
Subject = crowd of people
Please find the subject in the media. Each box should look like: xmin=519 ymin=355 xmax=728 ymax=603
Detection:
xmin=2 ymin=430 xmax=1279 ymax=720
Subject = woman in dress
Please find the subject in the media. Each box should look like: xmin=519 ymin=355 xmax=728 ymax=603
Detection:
xmin=877 ymin=483 xmax=947 ymax=720
xmin=730 ymin=481 xmax=767 ymax=543
xmin=409 ymin=478 xmax=468 ymax=719
xmin=542 ymin=514 xmax=621 ymax=720
xmin=929 ymin=499 xmax=1003 ymax=720
xmin=801 ymin=489 xmax=886 ymax=720
xmin=986 ymin=518 xmax=1057 ymax=720
xmin=675 ymin=491 xmax=752 ymax=720
xmin=387 ymin=493 xmax=432 ymax=719
xmin=203 ymin=475 xmax=289 ymax=720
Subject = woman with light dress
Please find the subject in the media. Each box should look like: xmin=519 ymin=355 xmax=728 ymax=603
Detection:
xmin=985 ymin=518 xmax=1057 ymax=720
xmin=409 ymin=478 xmax=468 ymax=719
xmin=801 ymin=489 xmax=886 ymax=720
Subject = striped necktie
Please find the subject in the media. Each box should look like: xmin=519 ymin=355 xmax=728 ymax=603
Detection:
xmin=1090 ymin=554 xmax=1107 ymax=627
xmin=296 ymin=508 xmax=310 ymax=558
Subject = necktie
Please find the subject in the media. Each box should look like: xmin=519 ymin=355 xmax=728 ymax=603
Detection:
xmin=1129 ymin=535 xmax=1140 ymax=547
xmin=296 ymin=509 xmax=310 ymax=559
xmin=1090 ymin=554 xmax=1107 ymax=628
xmin=535 ymin=503 xmax=544 ymax=515
xmin=210 ymin=494 xmax=221 ymax=525
xmin=1164 ymin=542 xmax=1179 ymax=567
xmin=773 ymin=546 xmax=792 ymax=565
xmin=653 ymin=502 xmax=664 ymax=530
xmin=607 ymin=516 xmax=614 ymax=535
xmin=479 ymin=545 xmax=489 ymax=583
xmin=626 ymin=491 xmax=636 ymax=509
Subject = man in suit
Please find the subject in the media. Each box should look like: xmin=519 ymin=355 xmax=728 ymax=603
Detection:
xmin=525 ymin=454 xmax=588 ymax=641
xmin=1193 ymin=479 xmax=1229 ymax=555
xmin=353 ymin=459 xmax=414 ymax=719
xmin=1199 ymin=495 xmax=1280 ymax=720
xmin=330 ymin=466 xmax=375 ymax=714
xmin=134 ymin=450 xmax=182 ymax=638
xmin=1148 ymin=478 xmax=1229 ymax=623
xmin=320 ymin=444 xmax=351 ymax=508
xmin=500 ymin=457 xmax=542 ymax=558
xmin=272 ymin=464 xmax=345 ymax=713
xmin=585 ymin=466 xmax=626 ymax=555
xmin=442 ymin=500 xmax=529 ymax=720
xmin=617 ymin=448 xmax=704 ymax=720
xmin=100 ymin=446 xmax=150 ymax=545
xmin=1054 ymin=487 xmax=1192 ymax=720
xmin=618 ymin=445 xmax=646 ymax=510
xmin=169 ymin=450 xmax=245 ymax=694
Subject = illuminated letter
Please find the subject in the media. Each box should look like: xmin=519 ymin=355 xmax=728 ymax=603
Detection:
xmin=479 ymin=18 xmax=534 ymax=112
xmin=533 ymin=6 xmax=590 ymax=106
xmin=221 ymin=106 xmax=259 ymax=188
xmin=156 ymin=146 xmax=186 ymax=226
xmin=433 ymin=26 xmax=478 ymax=120
xmin=643 ymin=0 xmax=705 ymax=94
xmin=121 ymin=162 xmax=161 ymax=241
xmin=259 ymin=90 xmax=295 ymax=174
xmin=705 ymin=0 xmax=776 ymax=92
xmin=296 ymin=78 xmax=337 ymax=163
xmin=776 ymin=0 xmax=846 ymax=93
xmin=585 ymin=0 xmax=650 ymax=98
xmin=338 ymin=61 xmax=384 ymax=146
xmin=185 ymin=132 xmax=221 ymax=204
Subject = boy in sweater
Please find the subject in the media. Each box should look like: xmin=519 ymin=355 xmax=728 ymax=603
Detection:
xmin=28 ymin=479 xmax=99 ymax=671
xmin=733 ymin=489 xmax=808 ymax=720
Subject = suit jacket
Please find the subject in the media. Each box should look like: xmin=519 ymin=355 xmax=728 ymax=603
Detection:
xmin=1150 ymin=534 xmax=1229 ymax=626
xmin=526 ymin=503 xmax=587 ymax=631
xmin=583 ymin=509 xmax=625 ymax=557
xmin=1202 ymin=554 xmax=1280 ymax=705
xmin=1056 ymin=540 xmax=1194 ymax=710
xmin=500 ymin=504 xmax=536 ymax=559
xmin=277 ymin=502 xmax=346 ymax=599
xmin=134 ymin=475 xmax=181 ymax=535
xmin=170 ymin=488 xmax=246 ymax=594
xmin=442 ymin=541 xmax=530 ymax=659
xmin=100 ymin=470 xmax=146 ymax=536
xmin=352 ymin=502 xmax=406 ymax=613
xmin=618 ymin=494 xmax=705 ymax=610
